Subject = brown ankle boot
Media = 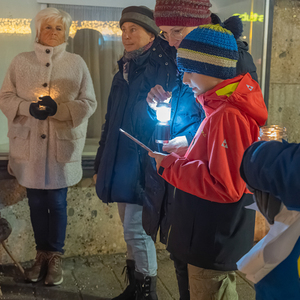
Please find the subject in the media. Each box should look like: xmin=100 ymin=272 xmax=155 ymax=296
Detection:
xmin=44 ymin=252 xmax=63 ymax=286
xmin=25 ymin=250 xmax=49 ymax=283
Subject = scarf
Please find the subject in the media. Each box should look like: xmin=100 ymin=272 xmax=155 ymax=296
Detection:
xmin=122 ymin=41 xmax=154 ymax=83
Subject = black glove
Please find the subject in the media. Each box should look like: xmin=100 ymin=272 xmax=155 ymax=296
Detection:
xmin=29 ymin=102 xmax=51 ymax=120
xmin=38 ymin=96 xmax=57 ymax=116
xmin=247 ymin=184 xmax=282 ymax=225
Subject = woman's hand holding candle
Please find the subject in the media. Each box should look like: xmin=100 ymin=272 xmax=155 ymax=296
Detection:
xmin=29 ymin=102 xmax=50 ymax=120
xmin=38 ymin=96 xmax=57 ymax=116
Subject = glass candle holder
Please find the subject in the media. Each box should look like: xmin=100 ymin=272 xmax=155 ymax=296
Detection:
xmin=258 ymin=125 xmax=287 ymax=142
xmin=155 ymin=102 xmax=171 ymax=144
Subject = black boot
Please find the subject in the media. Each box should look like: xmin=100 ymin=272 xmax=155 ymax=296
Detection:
xmin=112 ymin=260 xmax=136 ymax=300
xmin=135 ymin=271 xmax=158 ymax=300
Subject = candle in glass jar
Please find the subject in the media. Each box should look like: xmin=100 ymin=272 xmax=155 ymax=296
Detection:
xmin=258 ymin=125 xmax=287 ymax=142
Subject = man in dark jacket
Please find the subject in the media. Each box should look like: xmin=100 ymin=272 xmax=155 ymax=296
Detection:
xmin=93 ymin=6 xmax=177 ymax=300
xmin=142 ymin=1 xmax=260 ymax=299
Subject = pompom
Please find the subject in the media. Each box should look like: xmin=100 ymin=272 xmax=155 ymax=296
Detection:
xmin=211 ymin=13 xmax=221 ymax=25
xmin=223 ymin=16 xmax=243 ymax=40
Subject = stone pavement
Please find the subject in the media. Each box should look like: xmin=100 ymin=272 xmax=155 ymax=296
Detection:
xmin=0 ymin=250 xmax=255 ymax=300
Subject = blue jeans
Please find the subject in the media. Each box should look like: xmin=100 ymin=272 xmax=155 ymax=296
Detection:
xmin=255 ymin=236 xmax=300 ymax=300
xmin=118 ymin=203 xmax=157 ymax=276
xmin=27 ymin=188 xmax=68 ymax=254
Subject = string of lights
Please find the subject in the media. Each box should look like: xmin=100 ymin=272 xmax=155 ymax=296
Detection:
xmin=0 ymin=18 xmax=32 ymax=34
xmin=0 ymin=18 xmax=122 ymax=37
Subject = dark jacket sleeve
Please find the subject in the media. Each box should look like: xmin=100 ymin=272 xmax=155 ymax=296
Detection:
xmin=139 ymin=37 xmax=177 ymax=98
xmin=240 ymin=140 xmax=300 ymax=211
xmin=132 ymin=98 xmax=157 ymax=145
xmin=94 ymin=82 xmax=114 ymax=174
xmin=94 ymin=121 xmax=107 ymax=174
xmin=170 ymin=80 xmax=206 ymax=145
xmin=133 ymin=38 xmax=178 ymax=144
xmin=236 ymin=40 xmax=258 ymax=82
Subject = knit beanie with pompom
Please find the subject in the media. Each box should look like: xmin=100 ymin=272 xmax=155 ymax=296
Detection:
xmin=177 ymin=16 xmax=243 ymax=79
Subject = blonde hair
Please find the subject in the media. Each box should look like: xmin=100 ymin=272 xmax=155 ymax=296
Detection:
xmin=35 ymin=7 xmax=72 ymax=43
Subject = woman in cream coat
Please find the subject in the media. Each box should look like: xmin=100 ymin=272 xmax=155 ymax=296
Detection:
xmin=0 ymin=8 xmax=96 ymax=285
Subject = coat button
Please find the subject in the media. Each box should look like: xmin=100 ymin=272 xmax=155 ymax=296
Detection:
xmin=46 ymin=63 xmax=50 ymax=67
xmin=165 ymin=62 xmax=169 ymax=65
xmin=46 ymin=49 xmax=50 ymax=54
xmin=152 ymin=48 xmax=156 ymax=51
xmin=42 ymin=83 xmax=48 ymax=87
xmin=159 ymin=54 xmax=162 ymax=57
xmin=41 ymin=134 xmax=46 ymax=139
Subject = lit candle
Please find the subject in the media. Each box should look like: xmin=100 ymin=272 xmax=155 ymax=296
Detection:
xmin=38 ymin=95 xmax=46 ymax=110
xmin=32 ymin=95 xmax=46 ymax=110
xmin=259 ymin=125 xmax=287 ymax=142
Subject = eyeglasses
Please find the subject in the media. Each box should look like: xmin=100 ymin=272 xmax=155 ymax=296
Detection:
xmin=159 ymin=28 xmax=186 ymax=42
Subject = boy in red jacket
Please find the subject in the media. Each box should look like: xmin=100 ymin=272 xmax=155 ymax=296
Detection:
xmin=149 ymin=20 xmax=268 ymax=300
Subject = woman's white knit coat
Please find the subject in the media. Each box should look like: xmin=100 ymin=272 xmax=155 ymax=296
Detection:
xmin=0 ymin=42 xmax=97 ymax=189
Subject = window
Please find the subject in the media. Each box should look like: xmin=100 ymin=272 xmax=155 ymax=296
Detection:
xmin=49 ymin=4 xmax=124 ymax=158
xmin=0 ymin=3 xmax=124 ymax=161
xmin=0 ymin=0 xmax=273 ymax=163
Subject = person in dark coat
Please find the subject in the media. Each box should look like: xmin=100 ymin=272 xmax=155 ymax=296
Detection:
xmin=143 ymin=1 xmax=211 ymax=297
xmin=239 ymin=140 xmax=300 ymax=300
xmin=93 ymin=6 xmax=177 ymax=300
xmin=142 ymin=0 xmax=260 ymax=299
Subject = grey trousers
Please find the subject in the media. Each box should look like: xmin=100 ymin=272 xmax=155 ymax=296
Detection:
xmin=118 ymin=203 xmax=157 ymax=276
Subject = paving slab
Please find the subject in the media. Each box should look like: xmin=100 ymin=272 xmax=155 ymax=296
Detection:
xmin=72 ymin=256 xmax=116 ymax=300
xmin=0 ymin=250 xmax=255 ymax=300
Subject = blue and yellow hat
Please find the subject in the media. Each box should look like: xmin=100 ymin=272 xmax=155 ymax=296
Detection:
xmin=177 ymin=16 xmax=243 ymax=79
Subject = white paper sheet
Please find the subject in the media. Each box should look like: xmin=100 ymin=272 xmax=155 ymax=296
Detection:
xmin=237 ymin=205 xmax=300 ymax=283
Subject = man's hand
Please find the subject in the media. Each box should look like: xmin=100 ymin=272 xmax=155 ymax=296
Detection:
xmin=148 ymin=151 xmax=167 ymax=171
xmin=163 ymin=136 xmax=188 ymax=155
xmin=146 ymin=85 xmax=171 ymax=110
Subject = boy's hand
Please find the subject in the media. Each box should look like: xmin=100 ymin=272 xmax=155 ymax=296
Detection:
xmin=146 ymin=85 xmax=171 ymax=110
xmin=148 ymin=151 xmax=167 ymax=171
xmin=163 ymin=136 xmax=188 ymax=155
